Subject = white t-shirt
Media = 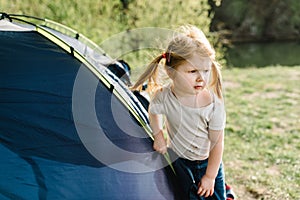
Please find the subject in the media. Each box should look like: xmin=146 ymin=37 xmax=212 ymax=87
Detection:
xmin=149 ymin=86 xmax=226 ymax=161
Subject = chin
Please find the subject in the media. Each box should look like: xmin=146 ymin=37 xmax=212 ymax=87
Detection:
xmin=193 ymin=90 xmax=201 ymax=95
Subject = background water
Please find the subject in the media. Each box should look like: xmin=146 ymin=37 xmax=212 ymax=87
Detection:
xmin=226 ymin=42 xmax=300 ymax=67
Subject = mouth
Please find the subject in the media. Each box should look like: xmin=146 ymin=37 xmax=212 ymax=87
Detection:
xmin=194 ymin=85 xmax=203 ymax=90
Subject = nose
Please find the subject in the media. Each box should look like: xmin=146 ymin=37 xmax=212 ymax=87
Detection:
xmin=196 ymin=72 xmax=203 ymax=82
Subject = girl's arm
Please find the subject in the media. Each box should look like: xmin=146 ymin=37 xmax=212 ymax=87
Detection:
xmin=149 ymin=112 xmax=168 ymax=154
xmin=198 ymin=129 xmax=224 ymax=197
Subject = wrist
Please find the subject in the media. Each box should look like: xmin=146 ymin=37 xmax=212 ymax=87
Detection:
xmin=204 ymin=173 xmax=216 ymax=180
xmin=153 ymin=129 xmax=163 ymax=137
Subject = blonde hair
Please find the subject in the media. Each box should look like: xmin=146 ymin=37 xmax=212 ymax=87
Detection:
xmin=131 ymin=25 xmax=223 ymax=99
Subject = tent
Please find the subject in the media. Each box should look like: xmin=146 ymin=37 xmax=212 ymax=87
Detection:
xmin=0 ymin=13 xmax=180 ymax=199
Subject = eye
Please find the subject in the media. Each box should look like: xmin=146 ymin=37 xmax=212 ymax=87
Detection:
xmin=188 ymin=70 xmax=197 ymax=73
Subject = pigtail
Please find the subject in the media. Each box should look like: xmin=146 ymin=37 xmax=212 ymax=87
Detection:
xmin=131 ymin=55 xmax=164 ymax=93
xmin=210 ymin=61 xmax=223 ymax=99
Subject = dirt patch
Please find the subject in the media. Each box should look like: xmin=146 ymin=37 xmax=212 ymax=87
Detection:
xmin=266 ymin=165 xmax=281 ymax=176
xmin=224 ymin=81 xmax=241 ymax=89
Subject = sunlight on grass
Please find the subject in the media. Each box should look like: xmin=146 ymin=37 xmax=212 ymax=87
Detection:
xmin=223 ymin=66 xmax=300 ymax=199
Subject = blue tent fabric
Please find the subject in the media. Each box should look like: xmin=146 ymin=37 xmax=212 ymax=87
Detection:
xmin=0 ymin=17 xmax=180 ymax=200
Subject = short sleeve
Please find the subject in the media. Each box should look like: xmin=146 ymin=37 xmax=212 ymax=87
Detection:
xmin=208 ymin=97 xmax=226 ymax=130
xmin=148 ymin=89 xmax=165 ymax=114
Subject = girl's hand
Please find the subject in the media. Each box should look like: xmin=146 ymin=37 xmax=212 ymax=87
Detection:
xmin=197 ymin=174 xmax=215 ymax=197
xmin=153 ymin=130 xmax=167 ymax=154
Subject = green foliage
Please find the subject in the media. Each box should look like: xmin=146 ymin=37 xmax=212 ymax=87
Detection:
xmin=212 ymin=0 xmax=300 ymax=42
xmin=0 ymin=0 xmax=224 ymax=69
xmin=290 ymin=0 xmax=300 ymax=26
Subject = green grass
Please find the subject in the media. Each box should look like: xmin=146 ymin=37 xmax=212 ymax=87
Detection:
xmin=222 ymin=66 xmax=300 ymax=199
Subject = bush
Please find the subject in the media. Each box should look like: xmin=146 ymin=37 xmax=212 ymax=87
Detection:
xmin=1 ymin=0 xmax=224 ymax=71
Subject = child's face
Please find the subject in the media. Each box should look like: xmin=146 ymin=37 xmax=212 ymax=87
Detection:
xmin=170 ymin=53 xmax=212 ymax=95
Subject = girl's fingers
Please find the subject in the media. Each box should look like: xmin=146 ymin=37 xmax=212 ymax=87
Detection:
xmin=159 ymin=146 xmax=167 ymax=154
xmin=204 ymin=189 xmax=212 ymax=197
xmin=198 ymin=187 xmax=214 ymax=197
xmin=198 ymin=187 xmax=205 ymax=196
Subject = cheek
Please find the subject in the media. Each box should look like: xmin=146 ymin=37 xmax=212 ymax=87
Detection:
xmin=174 ymin=72 xmax=187 ymax=81
xmin=202 ymin=72 xmax=211 ymax=82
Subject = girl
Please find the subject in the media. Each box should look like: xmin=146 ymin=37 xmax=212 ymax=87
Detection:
xmin=132 ymin=25 xmax=226 ymax=200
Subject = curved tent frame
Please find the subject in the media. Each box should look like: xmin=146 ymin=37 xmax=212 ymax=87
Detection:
xmin=0 ymin=12 xmax=151 ymax=138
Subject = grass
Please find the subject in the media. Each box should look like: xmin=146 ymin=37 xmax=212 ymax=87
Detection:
xmin=221 ymin=66 xmax=300 ymax=199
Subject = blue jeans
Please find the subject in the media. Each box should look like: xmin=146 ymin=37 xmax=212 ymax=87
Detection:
xmin=173 ymin=157 xmax=226 ymax=200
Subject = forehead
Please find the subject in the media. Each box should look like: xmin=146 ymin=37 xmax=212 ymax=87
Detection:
xmin=181 ymin=54 xmax=212 ymax=70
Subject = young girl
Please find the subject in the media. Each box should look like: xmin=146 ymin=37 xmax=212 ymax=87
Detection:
xmin=132 ymin=25 xmax=226 ymax=200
